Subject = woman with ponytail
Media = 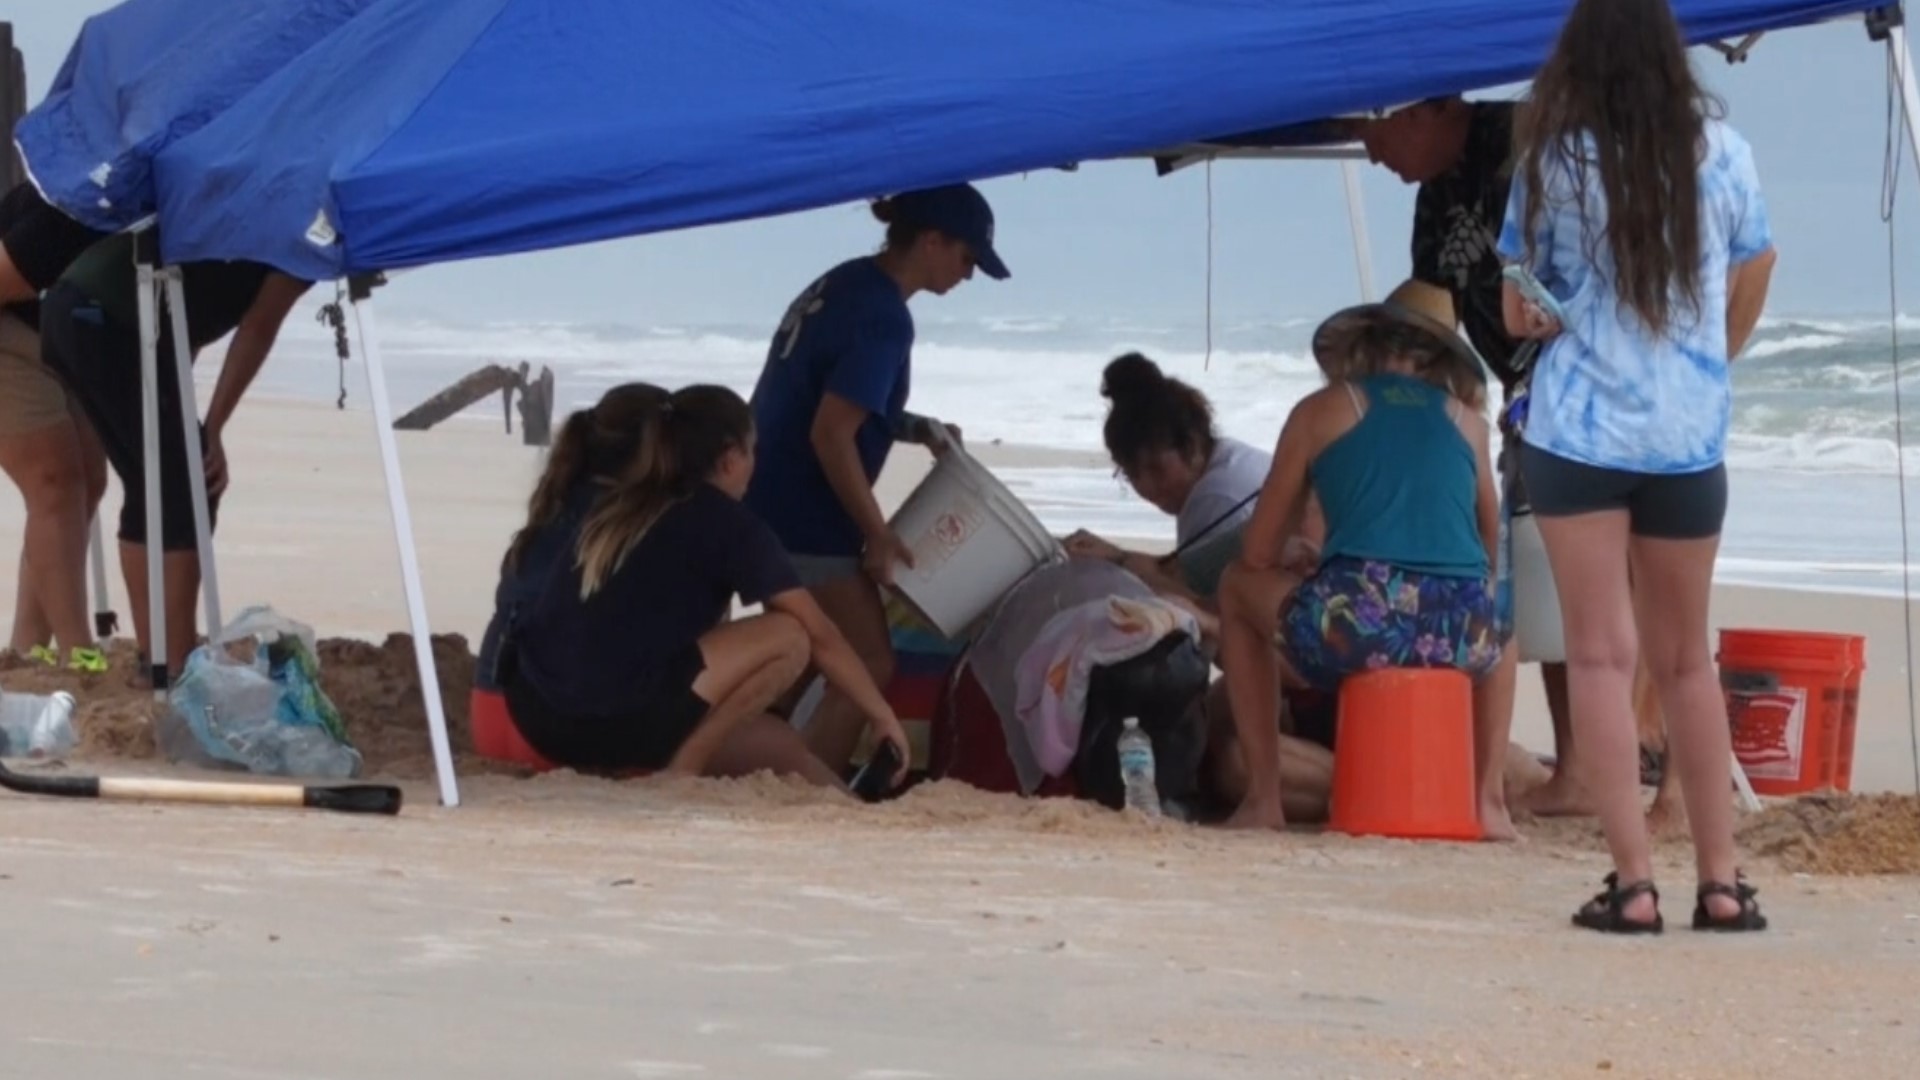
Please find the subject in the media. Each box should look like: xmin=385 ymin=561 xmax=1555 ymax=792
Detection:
xmin=505 ymin=384 xmax=910 ymax=785
xmin=745 ymin=183 xmax=1010 ymax=775
xmin=475 ymin=382 xmax=668 ymax=695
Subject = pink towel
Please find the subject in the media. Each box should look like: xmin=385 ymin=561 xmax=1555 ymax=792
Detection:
xmin=1013 ymin=596 xmax=1198 ymax=778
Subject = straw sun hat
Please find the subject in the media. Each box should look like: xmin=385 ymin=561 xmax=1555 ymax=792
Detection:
xmin=1311 ymin=280 xmax=1490 ymax=404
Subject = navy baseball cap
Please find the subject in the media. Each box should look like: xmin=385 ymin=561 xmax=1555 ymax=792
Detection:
xmin=888 ymin=183 xmax=1009 ymax=280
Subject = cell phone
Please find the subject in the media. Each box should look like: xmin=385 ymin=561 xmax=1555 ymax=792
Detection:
xmin=849 ymin=740 xmax=904 ymax=803
xmin=1501 ymin=264 xmax=1567 ymax=326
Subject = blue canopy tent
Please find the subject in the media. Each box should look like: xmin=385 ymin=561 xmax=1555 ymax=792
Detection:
xmin=138 ymin=0 xmax=1891 ymax=276
xmin=13 ymin=0 xmax=1909 ymax=809
xmin=15 ymin=0 xmax=382 ymax=234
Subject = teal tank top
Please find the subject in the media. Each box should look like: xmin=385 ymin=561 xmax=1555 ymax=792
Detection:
xmin=1310 ymin=374 xmax=1487 ymax=579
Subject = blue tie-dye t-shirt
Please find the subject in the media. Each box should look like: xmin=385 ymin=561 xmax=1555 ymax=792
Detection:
xmin=1495 ymin=120 xmax=1772 ymax=474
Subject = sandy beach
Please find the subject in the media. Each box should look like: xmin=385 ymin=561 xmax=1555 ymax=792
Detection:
xmin=3 ymin=396 xmax=1919 ymax=1078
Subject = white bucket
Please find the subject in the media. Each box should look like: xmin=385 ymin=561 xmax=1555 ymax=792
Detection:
xmin=1510 ymin=511 xmax=1567 ymax=664
xmin=887 ymin=438 xmax=1062 ymax=639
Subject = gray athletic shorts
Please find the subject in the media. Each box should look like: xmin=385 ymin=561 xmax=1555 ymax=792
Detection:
xmin=1519 ymin=443 xmax=1727 ymax=541
xmin=789 ymin=554 xmax=863 ymax=589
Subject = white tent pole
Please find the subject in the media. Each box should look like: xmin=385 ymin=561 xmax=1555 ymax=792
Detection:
xmin=1892 ymin=23 xmax=1920 ymax=169
xmin=1340 ymin=160 xmax=1379 ymax=302
xmin=133 ymin=241 xmax=168 ymax=697
xmin=343 ymin=277 xmax=461 ymax=808
xmin=162 ymin=270 xmax=223 ymax=641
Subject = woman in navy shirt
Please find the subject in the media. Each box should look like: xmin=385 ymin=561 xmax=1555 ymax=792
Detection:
xmin=506 ymin=385 xmax=909 ymax=785
xmin=745 ymin=184 xmax=1010 ymax=775
xmin=477 ymin=382 xmax=668 ymax=694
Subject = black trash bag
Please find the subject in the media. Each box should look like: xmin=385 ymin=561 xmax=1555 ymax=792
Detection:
xmin=1074 ymin=631 xmax=1212 ymax=811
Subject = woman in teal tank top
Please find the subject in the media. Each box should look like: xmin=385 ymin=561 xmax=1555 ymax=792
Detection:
xmin=1218 ymin=302 xmax=1501 ymax=830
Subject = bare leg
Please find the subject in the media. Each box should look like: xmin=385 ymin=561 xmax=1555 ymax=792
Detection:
xmin=1535 ymin=509 xmax=1656 ymax=925
xmin=1217 ymin=561 xmax=1303 ymax=831
xmin=0 ymin=247 xmax=33 ymax=307
xmin=10 ymin=547 xmax=49 ymax=653
xmin=1635 ymin=658 xmax=1685 ymax=835
xmin=705 ymin=713 xmax=846 ymax=789
xmin=1473 ymin=638 xmax=1521 ymax=841
xmin=674 ymin=613 xmax=812 ymax=777
xmin=1201 ymin=679 xmax=1333 ymax=822
xmin=0 ymin=422 xmax=98 ymax=654
xmin=1503 ymin=741 xmax=1551 ymax=801
xmin=119 ymin=543 xmax=203 ymax=676
xmin=799 ymin=574 xmax=894 ymax=775
xmin=1522 ymin=661 xmax=1595 ymax=816
xmin=1631 ymin=533 xmax=1742 ymax=919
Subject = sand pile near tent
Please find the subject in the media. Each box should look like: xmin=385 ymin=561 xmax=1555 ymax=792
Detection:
xmin=0 ymin=634 xmax=507 ymax=778
xmin=1738 ymin=792 xmax=1920 ymax=875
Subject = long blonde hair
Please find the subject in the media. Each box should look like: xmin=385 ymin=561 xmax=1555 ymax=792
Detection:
xmin=574 ymin=384 xmax=754 ymax=598
xmin=503 ymin=382 xmax=667 ymax=573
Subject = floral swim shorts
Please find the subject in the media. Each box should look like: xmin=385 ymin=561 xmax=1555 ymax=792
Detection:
xmin=1278 ymin=556 xmax=1502 ymax=692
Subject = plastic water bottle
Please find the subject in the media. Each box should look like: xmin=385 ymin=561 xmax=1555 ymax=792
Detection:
xmin=0 ymin=689 xmax=78 ymax=758
xmin=1117 ymin=717 xmax=1161 ymax=818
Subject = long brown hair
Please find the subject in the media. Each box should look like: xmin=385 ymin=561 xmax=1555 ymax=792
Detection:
xmin=574 ymin=384 xmax=753 ymax=598
xmin=503 ymin=382 xmax=667 ymax=572
xmin=1516 ymin=0 xmax=1723 ymax=335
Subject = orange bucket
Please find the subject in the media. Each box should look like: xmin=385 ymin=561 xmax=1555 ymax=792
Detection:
xmin=1836 ymin=634 xmax=1867 ymax=791
xmin=469 ymin=687 xmax=557 ymax=772
xmin=1717 ymin=629 xmax=1859 ymax=796
xmin=1330 ymin=668 xmax=1480 ymax=842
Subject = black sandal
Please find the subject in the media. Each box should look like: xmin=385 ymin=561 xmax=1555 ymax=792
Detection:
xmin=1572 ymin=872 xmax=1664 ymax=935
xmin=1692 ymin=876 xmax=1768 ymax=933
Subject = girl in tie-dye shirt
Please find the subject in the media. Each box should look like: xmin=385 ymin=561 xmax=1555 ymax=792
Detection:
xmin=1496 ymin=0 xmax=1777 ymax=936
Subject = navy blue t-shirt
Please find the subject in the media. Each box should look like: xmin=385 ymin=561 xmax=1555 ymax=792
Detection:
xmin=475 ymin=479 xmax=599 ymax=691
xmin=745 ymin=257 xmax=914 ymax=557
xmin=514 ymin=484 xmax=801 ymax=718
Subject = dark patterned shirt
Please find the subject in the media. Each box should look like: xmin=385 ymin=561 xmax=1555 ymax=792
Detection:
xmin=1412 ymin=102 xmax=1525 ymax=394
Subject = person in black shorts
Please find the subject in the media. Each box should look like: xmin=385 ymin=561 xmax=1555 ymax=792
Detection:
xmin=37 ymin=232 xmax=311 ymax=678
xmin=504 ymin=384 xmax=910 ymax=785
xmin=0 ymin=181 xmax=105 ymax=307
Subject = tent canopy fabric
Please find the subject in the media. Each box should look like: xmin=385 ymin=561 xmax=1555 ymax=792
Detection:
xmin=12 ymin=0 xmax=379 ymax=233
xmin=17 ymin=0 xmax=1884 ymax=278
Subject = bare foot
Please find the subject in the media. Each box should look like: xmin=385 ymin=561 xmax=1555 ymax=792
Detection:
xmin=1223 ymin=798 xmax=1287 ymax=832
xmin=1479 ymin=795 xmax=1519 ymax=842
xmin=1521 ymin=774 xmax=1597 ymax=818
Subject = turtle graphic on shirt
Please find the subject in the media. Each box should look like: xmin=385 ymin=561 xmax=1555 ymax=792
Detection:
xmin=777 ymin=277 xmax=828 ymax=361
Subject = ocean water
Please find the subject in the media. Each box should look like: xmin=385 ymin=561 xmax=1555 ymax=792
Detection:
xmin=243 ymin=304 xmax=1920 ymax=598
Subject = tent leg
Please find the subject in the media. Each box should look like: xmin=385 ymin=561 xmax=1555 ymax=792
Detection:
xmin=1340 ymin=160 xmax=1378 ymax=302
xmin=87 ymin=515 xmax=116 ymax=642
xmin=1891 ymin=23 xmax=1920 ymax=170
xmin=133 ymin=245 xmax=168 ymax=697
xmin=161 ymin=270 xmax=223 ymax=642
xmin=343 ymin=279 xmax=461 ymax=809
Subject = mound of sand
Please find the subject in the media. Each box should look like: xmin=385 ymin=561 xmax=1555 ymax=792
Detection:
xmin=0 ymin=634 xmax=508 ymax=779
xmin=1737 ymin=793 xmax=1920 ymax=876
xmin=9 ymin=640 xmax=1918 ymax=877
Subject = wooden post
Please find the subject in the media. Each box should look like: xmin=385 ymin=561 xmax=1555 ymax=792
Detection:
xmin=518 ymin=365 xmax=556 ymax=447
